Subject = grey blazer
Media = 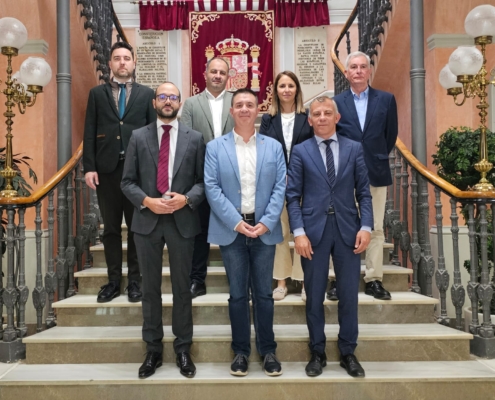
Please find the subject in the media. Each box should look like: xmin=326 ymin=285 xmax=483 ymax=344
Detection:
xmin=121 ymin=121 xmax=206 ymax=237
xmin=180 ymin=90 xmax=235 ymax=144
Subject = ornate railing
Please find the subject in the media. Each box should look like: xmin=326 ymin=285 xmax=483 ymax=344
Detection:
xmin=332 ymin=0 xmax=495 ymax=356
xmin=0 ymin=143 xmax=101 ymax=359
xmin=331 ymin=0 xmax=393 ymax=95
xmin=77 ymin=0 xmax=129 ymax=82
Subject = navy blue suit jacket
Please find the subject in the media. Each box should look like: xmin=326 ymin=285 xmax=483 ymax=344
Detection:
xmin=333 ymin=87 xmax=398 ymax=187
xmin=260 ymin=111 xmax=314 ymax=166
xmin=286 ymin=135 xmax=373 ymax=248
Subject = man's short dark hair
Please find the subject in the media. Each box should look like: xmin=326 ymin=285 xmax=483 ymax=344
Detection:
xmin=154 ymin=81 xmax=181 ymax=102
xmin=231 ymin=88 xmax=258 ymax=106
xmin=110 ymin=41 xmax=134 ymax=59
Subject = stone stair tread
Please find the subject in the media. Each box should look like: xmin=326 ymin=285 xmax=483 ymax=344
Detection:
xmin=23 ymin=323 xmax=472 ymax=344
xmin=2 ymin=360 xmax=495 ymax=384
xmin=52 ymin=292 xmax=438 ymax=308
xmin=90 ymin=241 xmax=395 ymax=251
xmin=75 ymin=264 xmax=412 ymax=278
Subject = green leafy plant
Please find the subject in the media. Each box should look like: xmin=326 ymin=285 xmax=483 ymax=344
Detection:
xmin=0 ymin=147 xmax=38 ymax=197
xmin=432 ymin=126 xmax=495 ymax=312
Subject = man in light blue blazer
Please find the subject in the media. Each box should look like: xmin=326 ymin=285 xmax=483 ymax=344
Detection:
xmin=204 ymin=88 xmax=286 ymax=377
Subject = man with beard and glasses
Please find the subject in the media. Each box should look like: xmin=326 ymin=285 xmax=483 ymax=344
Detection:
xmin=180 ymin=57 xmax=234 ymax=298
xmin=122 ymin=82 xmax=205 ymax=379
xmin=83 ymin=41 xmax=156 ymax=304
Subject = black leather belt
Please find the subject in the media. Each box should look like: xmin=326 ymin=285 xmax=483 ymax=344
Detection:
xmin=242 ymin=213 xmax=255 ymax=221
xmin=119 ymin=153 xmax=126 ymax=160
xmin=326 ymin=207 xmax=335 ymax=215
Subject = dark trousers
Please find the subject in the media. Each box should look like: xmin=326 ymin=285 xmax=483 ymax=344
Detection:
xmin=220 ymin=230 xmax=277 ymax=357
xmin=302 ymin=214 xmax=361 ymax=356
xmin=135 ymin=214 xmax=194 ymax=354
xmin=190 ymin=199 xmax=210 ymax=284
xmin=96 ymin=160 xmax=139 ymax=282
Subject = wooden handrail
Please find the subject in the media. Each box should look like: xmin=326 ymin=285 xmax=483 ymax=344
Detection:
xmin=112 ymin=1 xmax=130 ymax=44
xmin=330 ymin=1 xmax=359 ymax=74
xmin=0 ymin=142 xmax=83 ymax=206
xmin=395 ymin=138 xmax=495 ymax=200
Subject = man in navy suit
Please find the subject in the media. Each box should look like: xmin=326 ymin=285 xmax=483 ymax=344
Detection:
xmin=287 ymin=95 xmax=373 ymax=377
xmin=330 ymin=51 xmax=398 ymax=301
xmin=205 ymin=88 xmax=286 ymax=377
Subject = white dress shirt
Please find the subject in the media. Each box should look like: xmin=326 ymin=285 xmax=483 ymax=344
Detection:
xmin=206 ymin=89 xmax=226 ymax=139
xmin=234 ymin=129 xmax=257 ymax=214
xmin=281 ymin=112 xmax=295 ymax=161
xmin=157 ymin=118 xmax=179 ymax=199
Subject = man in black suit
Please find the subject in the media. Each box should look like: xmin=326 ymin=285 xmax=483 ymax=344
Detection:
xmin=121 ymin=82 xmax=205 ymax=379
xmin=330 ymin=51 xmax=398 ymax=301
xmin=83 ymin=41 xmax=156 ymax=303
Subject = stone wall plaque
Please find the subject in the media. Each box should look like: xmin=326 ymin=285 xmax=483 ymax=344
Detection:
xmin=295 ymin=26 xmax=328 ymax=101
xmin=135 ymin=29 xmax=168 ymax=89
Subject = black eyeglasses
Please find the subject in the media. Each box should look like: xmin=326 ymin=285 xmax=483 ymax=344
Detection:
xmin=156 ymin=94 xmax=180 ymax=103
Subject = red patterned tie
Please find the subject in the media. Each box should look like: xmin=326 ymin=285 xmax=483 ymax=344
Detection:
xmin=157 ymin=125 xmax=171 ymax=194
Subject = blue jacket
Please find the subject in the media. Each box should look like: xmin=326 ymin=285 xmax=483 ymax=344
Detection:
xmin=205 ymin=132 xmax=286 ymax=246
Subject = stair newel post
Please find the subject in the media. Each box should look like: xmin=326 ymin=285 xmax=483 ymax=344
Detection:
xmin=418 ymin=176 xmax=434 ymax=297
xmin=467 ymin=203 xmax=480 ymax=334
xmin=16 ymin=208 xmax=28 ymax=337
xmin=2 ymin=208 xmax=18 ymax=342
xmin=45 ymin=192 xmax=57 ymax=328
xmin=450 ymin=198 xmax=465 ymax=330
xmin=32 ymin=203 xmax=46 ymax=333
xmin=56 ymin=179 xmax=68 ymax=300
xmin=391 ymin=152 xmax=402 ymax=265
xmin=477 ymin=203 xmax=494 ymax=338
xmin=410 ymin=170 xmax=421 ymax=293
xmin=81 ymin=168 xmax=92 ymax=270
xmin=66 ymin=171 xmax=76 ymax=297
xmin=75 ymin=163 xmax=84 ymax=272
xmin=434 ymin=187 xmax=449 ymax=326
xmin=400 ymin=160 xmax=411 ymax=269
xmin=0 ymin=208 xmax=4 ymax=339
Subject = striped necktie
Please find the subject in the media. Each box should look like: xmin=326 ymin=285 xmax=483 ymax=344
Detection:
xmin=157 ymin=125 xmax=171 ymax=194
xmin=323 ymin=139 xmax=335 ymax=207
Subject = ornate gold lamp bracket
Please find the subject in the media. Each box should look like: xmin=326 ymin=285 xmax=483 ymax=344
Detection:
xmin=439 ymin=4 xmax=495 ymax=192
xmin=0 ymin=18 xmax=51 ymax=198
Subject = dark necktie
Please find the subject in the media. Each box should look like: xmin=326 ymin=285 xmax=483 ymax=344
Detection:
xmin=118 ymin=83 xmax=126 ymax=119
xmin=157 ymin=125 xmax=171 ymax=194
xmin=323 ymin=139 xmax=336 ymax=207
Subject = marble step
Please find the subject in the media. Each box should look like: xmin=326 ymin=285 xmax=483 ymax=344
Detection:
xmin=52 ymin=292 xmax=438 ymax=327
xmin=89 ymin=241 xmax=394 ymax=268
xmin=2 ymin=361 xmax=495 ymax=400
xmin=23 ymin=323 xmax=472 ymax=364
xmin=75 ymin=264 xmax=412 ymax=295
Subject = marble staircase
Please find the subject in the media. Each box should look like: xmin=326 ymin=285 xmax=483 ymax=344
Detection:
xmin=3 ymin=242 xmax=495 ymax=400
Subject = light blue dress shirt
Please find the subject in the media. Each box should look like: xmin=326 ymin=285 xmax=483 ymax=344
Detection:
xmin=351 ymin=86 xmax=369 ymax=131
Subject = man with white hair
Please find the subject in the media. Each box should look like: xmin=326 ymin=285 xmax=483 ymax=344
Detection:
xmin=329 ymin=51 xmax=398 ymax=301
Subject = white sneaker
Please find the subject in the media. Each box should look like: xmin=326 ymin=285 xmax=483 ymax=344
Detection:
xmin=273 ymin=287 xmax=288 ymax=300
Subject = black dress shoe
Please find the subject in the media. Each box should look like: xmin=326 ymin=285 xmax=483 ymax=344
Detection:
xmin=230 ymin=353 xmax=249 ymax=376
xmin=176 ymin=351 xmax=196 ymax=378
xmin=190 ymin=281 xmax=206 ymax=298
xmin=326 ymin=280 xmax=338 ymax=301
xmin=97 ymin=280 xmax=120 ymax=303
xmin=365 ymin=280 xmax=391 ymax=300
xmin=340 ymin=354 xmax=365 ymax=377
xmin=138 ymin=351 xmax=162 ymax=379
xmin=126 ymin=280 xmax=142 ymax=303
xmin=305 ymin=351 xmax=327 ymax=377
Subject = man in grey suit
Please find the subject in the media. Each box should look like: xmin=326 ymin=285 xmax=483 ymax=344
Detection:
xmin=121 ymin=82 xmax=205 ymax=379
xmin=180 ymin=57 xmax=235 ymax=298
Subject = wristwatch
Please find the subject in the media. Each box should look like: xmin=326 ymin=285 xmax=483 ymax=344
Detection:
xmin=184 ymin=195 xmax=191 ymax=206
